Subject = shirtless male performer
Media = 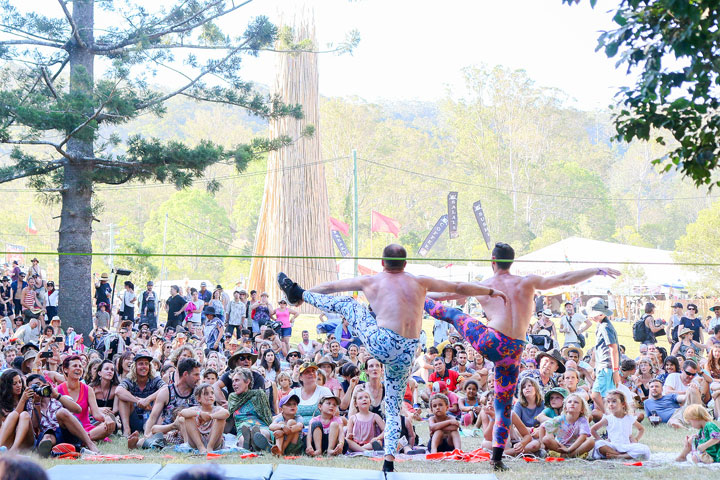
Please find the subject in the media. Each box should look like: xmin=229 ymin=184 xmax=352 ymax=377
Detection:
xmin=424 ymin=242 xmax=620 ymax=470
xmin=277 ymin=244 xmax=508 ymax=472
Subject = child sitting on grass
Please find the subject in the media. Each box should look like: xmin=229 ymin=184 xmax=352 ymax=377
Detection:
xmin=479 ymin=391 xmax=540 ymax=456
xmin=676 ymin=404 xmax=720 ymax=464
xmin=590 ymin=389 xmax=649 ymax=460
xmin=307 ymin=394 xmax=344 ymax=456
xmin=512 ymin=377 xmax=544 ymax=428
xmin=458 ymin=380 xmax=481 ymax=427
xmin=428 ymin=393 xmax=461 ymax=453
xmin=346 ymin=389 xmax=385 ymax=452
xmin=540 ymin=393 xmax=595 ymax=458
xmin=178 ymin=383 xmax=229 ymax=454
xmin=268 ymin=394 xmax=305 ymax=456
xmin=536 ymin=387 xmax=568 ymax=423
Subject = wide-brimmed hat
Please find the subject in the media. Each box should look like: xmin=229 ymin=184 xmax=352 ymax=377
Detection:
xmin=31 ymin=258 xmax=39 ymax=263
xmin=441 ymin=344 xmax=457 ymax=357
xmin=544 ymin=387 xmax=569 ymax=407
xmin=298 ymin=361 xmax=319 ymax=374
xmin=536 ymin=348 xmax=566 ymax=374
xmin=100 ymin=273 xmax=109 ymax=280
xmin=22 ymin=349 xmax=38 ymax=365
xmin=228 ymin=348 xmax=258 ymax=369
xmin=710 ymin=305 xmax=720 ymax=312
xmin=50 ymin=316 xmax=61 ymax=323
xmin=203 ymin=306 xmax=216 ymax=317
xmin=286 ymin=348 xmax=301 ymax=357
xmin=678 ymin=327 xmax=694 ymax=338
xmin=564 ymin=346 xmax=583 ymax=358
xmin=20 ymin=342 xmax=39 ymax=355
xmin=583 ymin=297 xmax=613 ymax=317
xmin=541 ymin=308 xmax=553 ymax=318
xmin=317 ymin=355 xmax=336 ymax=369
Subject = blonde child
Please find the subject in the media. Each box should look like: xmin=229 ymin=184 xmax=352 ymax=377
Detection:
xmin=676 ymin=404 xmax=720 ymax=463
xmin=179 ymin=383 xmax=229 ymax=454
xmin=268 ymin=394 xmax=305 ymax=456
xmin=346 ymin=389 xmax=385 ymax=452
xmin=428 ymin=393 xmax=461 ymax=453
xmin=307 ymin=395 xmax=344 ymax=456
xmin=563 ymin=368 xmax=589 ymax=401
xmin=540 ymin=393 xmax=595 ymax=458
xmin=590 ymin=390 xmax=650 ymax=460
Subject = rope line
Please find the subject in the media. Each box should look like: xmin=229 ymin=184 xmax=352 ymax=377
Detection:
xmin=0 ymin=251 xmax=711 ymax=267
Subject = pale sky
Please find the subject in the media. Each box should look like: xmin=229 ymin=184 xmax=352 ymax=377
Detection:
xmin=235 ymin=0 xmax=627 ymax=111
xmin=15 ymin=0 xmax=627 ymax=111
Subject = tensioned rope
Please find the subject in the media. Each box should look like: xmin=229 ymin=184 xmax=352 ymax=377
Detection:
xmin=0 ymin=251 xmax=712 ymax=267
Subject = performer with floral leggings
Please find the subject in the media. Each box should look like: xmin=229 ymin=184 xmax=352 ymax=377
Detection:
xmin=426 ymin=242 xmax=620 ymax=470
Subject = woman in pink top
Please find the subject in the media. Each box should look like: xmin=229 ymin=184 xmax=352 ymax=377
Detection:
xmin=57 ymin=355 xmax=116 ymax=441
xmin=271 ymin=299 xmax=298 ymax=357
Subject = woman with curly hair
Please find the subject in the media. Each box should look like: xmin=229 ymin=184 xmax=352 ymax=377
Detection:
xmin=84 ymin=358 xmax=102 ymax=385
xmin=634 ymin=357 xmax=655 ymax=402
xmin=705 ymin=343 xmax=720 ymax=419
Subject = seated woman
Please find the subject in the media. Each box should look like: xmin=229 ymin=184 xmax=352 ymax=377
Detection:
xmin=227 ymin=368 xmax=274 ymax=451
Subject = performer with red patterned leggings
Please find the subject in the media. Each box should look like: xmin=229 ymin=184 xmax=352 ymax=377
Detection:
xmin=426 ymin=242 xmax=620 ymax=470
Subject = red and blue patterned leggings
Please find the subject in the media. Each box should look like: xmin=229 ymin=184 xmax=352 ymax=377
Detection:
xmin=425 ymin=297 xmax=524 ymax=449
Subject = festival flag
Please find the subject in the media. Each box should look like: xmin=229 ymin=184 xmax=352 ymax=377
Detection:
xmin=447 ymin=191 xmax=459 ymax=239
xmin=371 ymin=210 xmax=401 ymax=237
xmin=418 ymin=215 xmax=448 ymax=257
xmin=472 ymin=200 xmax=491 ymax=250
xmin=26 ymin=215 xmax=37 ymax=235
xmin=330 ymin=230 xmax=351 ymax=257
xmin=329 ymin=216 xmax=350 ymax=236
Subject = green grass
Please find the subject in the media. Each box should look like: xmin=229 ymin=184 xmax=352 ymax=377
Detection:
xmin=37 ymin=421 xmax=711 ymax=479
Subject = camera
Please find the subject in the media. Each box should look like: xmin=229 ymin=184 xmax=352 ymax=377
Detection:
xmin=31 ymin=384 xmax=52 ymax=397
xmin=649 ymin=410 xmax=661 ymax=427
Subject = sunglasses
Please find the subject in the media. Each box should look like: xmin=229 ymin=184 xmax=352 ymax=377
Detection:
xmin=288 ymin=353 xmax=300 ymax=357
xmin=684 ymin=370 xmax=697 ymax=377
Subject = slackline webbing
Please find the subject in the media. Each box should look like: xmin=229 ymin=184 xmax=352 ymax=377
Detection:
xmin=0 ymin=251 xmax=715 ymax=267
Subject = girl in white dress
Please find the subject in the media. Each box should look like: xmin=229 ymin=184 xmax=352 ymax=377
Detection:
xmin=590 ymin=389 xmax=650 ymax=460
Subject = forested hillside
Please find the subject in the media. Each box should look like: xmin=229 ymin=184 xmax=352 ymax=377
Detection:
xmin=1 ymin=65 xmax=715 ymax=289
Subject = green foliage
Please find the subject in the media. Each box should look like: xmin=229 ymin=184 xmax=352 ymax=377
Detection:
xmin=566 ymin=0 xmax=720 ymax=188
xmin=674 ymin=198 xmax=720 ymax=295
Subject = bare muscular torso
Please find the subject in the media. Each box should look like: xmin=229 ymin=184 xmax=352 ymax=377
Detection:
xmin=359 ymin=271 xmax=428 ymax=339
xmin=475 ymin=270 xmax=536 ymax=341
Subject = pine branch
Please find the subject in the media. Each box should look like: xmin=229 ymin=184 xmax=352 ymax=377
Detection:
xmin=56 ymin=0 xmax=87 ymax=49
xmin=2 ymin=139 xmax=71 ymax=159
xmin=41 ymin=67 xmax=58 ymax=99
xmin=58 ymin=81 xmax=120 ymax=148
xmin=0 ymin=24 xmax=64 ymax=44
xmin=0 ymin=158 xmax=65 ymax=183
xmin=0 ymin=38 xmax=65 ymax=48
xmin=135 ymin=40 xmax=249 ymax=110
xmin=92 ymin=0 xmax=253 ymax=54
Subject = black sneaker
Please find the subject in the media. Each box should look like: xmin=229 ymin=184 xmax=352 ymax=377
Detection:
xmin=490 ymin=460 xmax=509 ymax=471
xmin=277 ymin=272 xmax=304 ymax=304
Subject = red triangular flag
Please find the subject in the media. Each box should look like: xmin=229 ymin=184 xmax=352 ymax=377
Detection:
xmin=371 ymin=210 xmax=400 ymax=237
xmin=329 ymin=216 xmax=350 ymax=236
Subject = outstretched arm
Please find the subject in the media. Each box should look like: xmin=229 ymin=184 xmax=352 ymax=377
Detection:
xmin=529 ymin=267 xmax=620 ymax=291
xmin=419 ymin=277 xmax=507 ymax=303
xmin=308 ymin=277 xmax=367 ymax=294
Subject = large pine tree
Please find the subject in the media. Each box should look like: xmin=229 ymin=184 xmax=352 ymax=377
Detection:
xmin=0 ymin=0 xmax=355 ymax=334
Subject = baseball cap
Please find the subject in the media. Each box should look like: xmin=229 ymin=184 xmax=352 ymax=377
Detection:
xmin=672 ymin=302 xmax=684 ymax=308
xmin=279 ymin=394 xmax=300 ymax=408
xmin=432 ymin=381 xmax=448 ymax=393
xmin=200 ymin=282 xmax=207 ymax=287
xmin=147 ymin=281 xmax=153 ymax=286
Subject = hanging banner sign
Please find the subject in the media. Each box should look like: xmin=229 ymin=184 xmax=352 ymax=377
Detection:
xmin=5 ymin=243 xmax=25 ymax=265
xmin=447 ymin=191 xmax=459 ymax=239
xmin=418 ymin=215 xmax=448 ymax=257
xmin=331 ymin=230 xmax=351 ymax=257
xmin=472 ymin=200 xmax=491 ymax=250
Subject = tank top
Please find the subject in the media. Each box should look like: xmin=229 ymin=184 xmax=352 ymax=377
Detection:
xmin=161 ymin=384 xmax=197 ymax=425
xmin=351 ymin=415 xmax=381 ymax=444
xmin=95 ymin=386 xmax=114 ymax=408
xmin=58 ymin=382 xmax=93 ymax=431
xmin=276 ymin=309 xmax=291 ymax=328
xmin=23 ymin=288 xmax=36 ymax=308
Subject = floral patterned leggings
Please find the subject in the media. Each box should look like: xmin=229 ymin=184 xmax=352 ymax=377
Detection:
xmin=303 ymin=291 xmax=419 ymax=457
xmin=425 ymin=297 xmax=524 ymax=449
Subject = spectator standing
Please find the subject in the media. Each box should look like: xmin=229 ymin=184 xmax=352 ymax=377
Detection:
xmin=667 ymin=302 xmax=684 ymax=344
xmin=165 ymin=285 xmax=187 ymax=331
xmin=141 ymin=281 xmax=158 ymax=329
xmin=226 ymin=290 xmax=248 ymax=338
xmin=559 ymin=302 xmax=590 ymax=348
xmin=680 ymin=304 xmax=704 ymax=344
xmin=586 ymin=298 xmax=620 ymax=417
xmin=121 ymin=281 xmax=136 ymax=322
xmin=45 ymin=281 xmax=58 ymax=322
xmin=93 ymin=273 xmax=112 ymax=310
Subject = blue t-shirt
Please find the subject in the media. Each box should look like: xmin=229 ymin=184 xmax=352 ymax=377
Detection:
xmin=512 ymin=402 xmax=544 ymax=427
xmin=594 ymin=319 xmax=618 ymax=369
xmin=680 ymin=317 xmax=703 ymax=342
xmin=643 ymin=394 xmax=680 ymax=423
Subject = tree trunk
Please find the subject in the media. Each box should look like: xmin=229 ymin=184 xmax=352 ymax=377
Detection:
xmin=249 ymin=12 xmax=336 ymax=310
xmin=58 ymin=0 xmax=95 ymax=334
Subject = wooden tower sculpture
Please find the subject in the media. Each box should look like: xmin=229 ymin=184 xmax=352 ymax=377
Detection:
xmin=249 ymin=14 xmax=336 ymax=308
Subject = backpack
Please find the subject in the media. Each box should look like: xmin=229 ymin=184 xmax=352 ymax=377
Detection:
xmin=633 ymin=314 xmax=650 ymax=343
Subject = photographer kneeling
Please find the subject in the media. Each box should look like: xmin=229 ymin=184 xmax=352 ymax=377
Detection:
xmin=25 ymin=374 xmax=100 ymax=457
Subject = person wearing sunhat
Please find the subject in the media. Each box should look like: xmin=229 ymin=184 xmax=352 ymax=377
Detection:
xmin=519 ymin=348 xmax=565 ymax=395
xmin=213 ymin=348 xmax=263 ymax=408
xmin=671 ymin=327 xmax=705 ymax=361
xmin=0 ymin=275 xmax=13 ymax=321
xmin=93 ymin=272 xmax=112 ymax=309
xmin=49 ymin=316 xmax=64 ymax=338
xmin=287 ymin=362 xmax=333 ymax=426
xmin=202 ymin=306 xmax=224 ymax=353
xmin=584 ymin=297 xmax=620 ymax=416
xmin=709 ymin=305 xmax=720 ymax=333
xmin=538 ymin=387 xmax=569 ymax=422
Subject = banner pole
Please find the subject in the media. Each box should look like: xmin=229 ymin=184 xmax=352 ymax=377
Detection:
xmin=352 ymin=149 xmax=358 ymax=278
